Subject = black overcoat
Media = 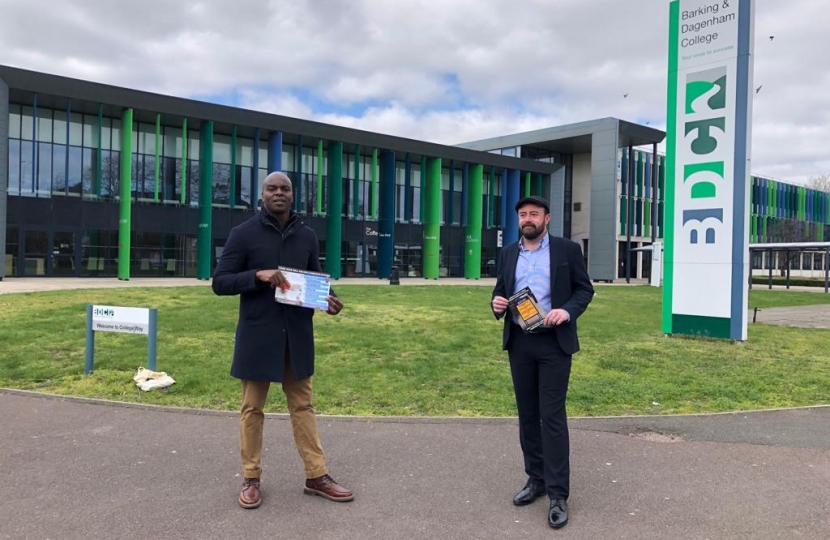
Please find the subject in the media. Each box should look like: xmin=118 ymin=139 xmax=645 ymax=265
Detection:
xmin=212 ymin=211 xmax=327 ymax=382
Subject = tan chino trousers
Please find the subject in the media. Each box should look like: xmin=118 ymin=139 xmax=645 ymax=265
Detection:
xmin=239 ymin=361 xmax=327 ymax=480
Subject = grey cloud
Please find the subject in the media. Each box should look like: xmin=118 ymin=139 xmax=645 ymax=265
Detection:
xmin=0 ymin=0 xmax=827 ymax=183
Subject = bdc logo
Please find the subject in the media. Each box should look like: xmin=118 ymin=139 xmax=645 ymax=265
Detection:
xmin=94 ymin=308 xmax=114 ymax=317
xmin=681 ymin=66 xmax=727 ymax=246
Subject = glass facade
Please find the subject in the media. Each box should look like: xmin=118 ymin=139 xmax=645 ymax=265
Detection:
xmin=4 ymin=87 xmax=548 ymax=280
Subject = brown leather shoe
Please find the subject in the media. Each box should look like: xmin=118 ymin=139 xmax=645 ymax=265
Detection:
xmin=238 ymin=477 xmax=261 ymax=509
xmin=304 ymin=474 xmax=354 ymax=502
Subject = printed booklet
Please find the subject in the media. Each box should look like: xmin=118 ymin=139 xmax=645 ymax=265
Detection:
xmin=274 ymin=267 xmax=331 ymax=311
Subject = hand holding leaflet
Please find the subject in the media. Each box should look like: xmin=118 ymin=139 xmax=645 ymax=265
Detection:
xmin=273 ymin=266 xmax=332 ymax=311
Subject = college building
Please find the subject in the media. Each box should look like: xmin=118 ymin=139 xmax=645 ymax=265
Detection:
xmin=2 ymin=65 xmax=828 ymax=282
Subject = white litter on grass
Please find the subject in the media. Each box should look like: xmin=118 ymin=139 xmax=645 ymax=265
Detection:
xmin=133 ymin=367 xmax=176 ymax=391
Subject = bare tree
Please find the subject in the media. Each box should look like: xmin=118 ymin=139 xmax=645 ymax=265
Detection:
xmin=807 ymin=173 xmax=830 ymax=193
xmin=766 ymin=219 xmax=812 ymax=275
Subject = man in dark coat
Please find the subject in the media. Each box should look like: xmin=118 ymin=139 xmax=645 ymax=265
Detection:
xmin=212 ymin=172 xmax=353 ymax=509
xmin=491 ymin=196 xmax=594 ymax=529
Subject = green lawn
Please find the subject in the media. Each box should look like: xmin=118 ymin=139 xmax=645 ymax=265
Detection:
xmin=0 ymin=285 xmax=827 ymax=416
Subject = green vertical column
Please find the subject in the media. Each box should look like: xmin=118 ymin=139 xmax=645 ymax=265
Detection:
xmin=353 ymin=145 xmax=361 ymax=218
xmin=644 ymin=200 xmax=652 ymax=237
xmin=326 ymin=142 xmax=343 ymax=279
xmin=96 ymin=104 xmax=103 ymax=197
xmin=535 ymin=173 xmax=543 ymax=196
xmin=524 ymin=172 xmax=531 ymax=197
xmin=197 ymin=121 xmax=214 ymax=280
xmin=488 ymin=166 xmax=496 ymax=227
xmin=316 ymin=140 xmax=323 ymax=215
xmin=230 ymin=126 xmax=237 ymax=209
xmin=117 ymin=108 xmax=134 ymax=280
xmin=154 ymin=114 xmax=161 ymax=202
xmin=420 ymin=155 xmax=427 ymax=222
xmin=371 ymin=148 xmax=379 ymax=219
xmin=464 ymin=164 xmax=483 ymax=279
xmin=180 ymin=118 xmax=188 ymax=205
xmin=423 ymin=158 xmax=442 ymax=279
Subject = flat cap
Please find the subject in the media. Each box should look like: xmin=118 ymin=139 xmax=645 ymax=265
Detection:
xmin=515 ymin=195 xmax=550 ymax=213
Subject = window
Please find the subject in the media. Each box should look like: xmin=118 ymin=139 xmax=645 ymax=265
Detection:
xmin=8 ymin=139 xmax=20 ymax=195
xmin=37 ymin=142 xmax=52 ymax=196
xmin=9 ymin=104 xmax=21 ymax=139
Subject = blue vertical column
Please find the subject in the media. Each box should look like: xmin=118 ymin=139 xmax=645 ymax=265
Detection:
xmin=31 ymin=94 xmax=37 ymax=196
xmin=253 ymin=129 xmax=261 ymax=206
xmin=64 ymin=102 xmax=70 ymax=196
xmin=378 ymin=150 xmax=396 ymax=278
xmin=504 ymin=169 xmax=521 ymax=244
xmin=296 ymin=135 xmax=303 ymax=212
xmin=268 ymin=131 xmax=283 ymax=173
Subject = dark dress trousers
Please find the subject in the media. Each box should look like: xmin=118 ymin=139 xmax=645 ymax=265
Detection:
xmin=212 ymin=211 xmax=328 ymax=383
xmin=492 ymin=234 xmax=594 ymax=500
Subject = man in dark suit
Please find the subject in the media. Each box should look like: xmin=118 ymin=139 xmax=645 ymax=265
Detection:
xmin=491 ymin=196 xmax=594 ymax=529
xmin=213 ymin=172 xmax=353 ymax=509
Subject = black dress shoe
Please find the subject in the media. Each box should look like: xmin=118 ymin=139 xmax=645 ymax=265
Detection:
xmin=548 ymin=498 xmax=568 ymax=529
xmin=512 ymin=479 xmax=546 ymax=506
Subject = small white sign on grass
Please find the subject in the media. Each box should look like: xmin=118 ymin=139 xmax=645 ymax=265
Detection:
xmin=92 ymin=305 xmax=150 ymax=335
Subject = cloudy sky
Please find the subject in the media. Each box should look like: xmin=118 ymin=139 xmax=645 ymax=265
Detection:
xmin=1 ymin=0 xmax=827 ymax=185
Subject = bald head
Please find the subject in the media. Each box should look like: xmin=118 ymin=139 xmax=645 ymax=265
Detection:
xmin=261 ymin=172 xmax=294 ymax=218
xmin=263 ymin=171 xmax=292 ymax=190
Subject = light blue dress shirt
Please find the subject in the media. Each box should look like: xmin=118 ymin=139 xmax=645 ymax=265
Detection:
xmin=513 ymin=234 xmax=569 ymax=326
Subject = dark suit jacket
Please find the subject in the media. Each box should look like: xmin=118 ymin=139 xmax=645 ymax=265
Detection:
xmin=492 ymin=235 xmax=594 ymax=355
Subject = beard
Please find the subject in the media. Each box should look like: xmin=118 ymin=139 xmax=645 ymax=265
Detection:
xmin=520 ymin=223 xmax=546 ymax=240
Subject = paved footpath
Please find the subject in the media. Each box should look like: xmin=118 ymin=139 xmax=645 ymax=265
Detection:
xmin=1 ymin=390 xmax=828 ymax=540
xmin=1 ymin=277 xmax=828 ymax=538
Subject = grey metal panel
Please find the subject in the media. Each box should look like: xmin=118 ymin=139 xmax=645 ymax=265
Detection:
xmin=591 ymin=128 xmax=617 ymax=147
xmin=460 ymin=118 xmax=617 ymax=150
xmin=548 ymin=169 xmax=565 ymax=238
xmin=0 ymin=75 xmax=8 ymax=280
xmin=459 ymin=117 xmax=665 ymax=151
xmin=588 ymin=123 xmax=620 ymax=281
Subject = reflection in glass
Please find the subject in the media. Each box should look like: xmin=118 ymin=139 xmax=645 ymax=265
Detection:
xmin=82 ymin=147 xmax=94 ymax=196
xmin=212 ymin=163 xmax=230 ymax=205
xmin=101 ymin=150 xmax=120 ymax=197
xmin=67 ymin=146 xmax=82 ymax=195
xmin=189 ymin=161 xmax=200 ymax=207
xmin=52 ymin=144 xmax=67 ymax=194
xmin=20 ymin=140 xmax=34 ymax=195
xmin=8 ymin=139 xmax=21 ymax=195
xmin=37 ymin=142 xmax=52 ymax=196
xmin=238 ymin=165 xmax=252 ymax=208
